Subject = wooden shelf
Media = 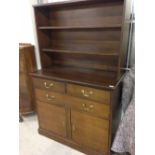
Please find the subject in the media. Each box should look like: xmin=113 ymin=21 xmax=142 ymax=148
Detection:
xmin=42 ymin=48 xmax=119 ymax=56
xmin=38 ymin=25 xmax=122 ymax=30
xmin=30 ymin=65 xmax=124 ymax=90
xmin=33 ymin=0 xmax=124 ymax=8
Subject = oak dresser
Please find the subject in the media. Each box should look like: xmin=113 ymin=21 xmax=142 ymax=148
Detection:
xmin=31 ymin=0 xmax=131 ymax=154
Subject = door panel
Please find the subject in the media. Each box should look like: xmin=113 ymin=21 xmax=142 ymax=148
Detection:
xmin=37 ymin=101 xmax=67 ymax=137
xmin=71 ymin=110 xmax=109 ymax=153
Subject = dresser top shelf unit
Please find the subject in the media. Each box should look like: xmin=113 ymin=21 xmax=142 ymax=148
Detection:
xmin=33 ymin=0 xmax=129 ymax=90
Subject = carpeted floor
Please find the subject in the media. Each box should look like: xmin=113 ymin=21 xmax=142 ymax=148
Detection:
xmin=19 ymin=114 xmax=126 ymax=155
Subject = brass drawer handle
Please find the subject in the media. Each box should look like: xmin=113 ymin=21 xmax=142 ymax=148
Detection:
xmin=44 ymin=82 xmax=54 ymax=88
xmin=82 ymin=103 xmax=94 ymax=111
xmin=81 ymin=89 xmax=93 ymax=97
xmin=46 ymin=94 xmax=55 ymax=100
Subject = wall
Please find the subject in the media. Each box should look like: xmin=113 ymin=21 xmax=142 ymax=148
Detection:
xmin=19 ymin=0 xmax=35 ymax=43
xmin=19 ymin=0 xmax=41 ymax=69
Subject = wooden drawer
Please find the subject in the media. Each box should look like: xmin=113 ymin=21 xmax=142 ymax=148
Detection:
xmin=67 ymin=95 xmax=110 ymax=119
xmin=67 ymin=84 xmax=110 ymax=103
xmin=33 ymin=78 xmax=65 ymax=93
xmin=35 ymin=89 xmax=65 ymax=106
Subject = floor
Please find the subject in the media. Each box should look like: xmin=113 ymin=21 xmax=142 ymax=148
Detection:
xmin=19 ymin=114 xmax=126 ymax=155
xmin=19 ymin=114 xmax=85 ymax=155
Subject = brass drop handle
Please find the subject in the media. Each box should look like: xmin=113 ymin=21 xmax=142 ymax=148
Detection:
xmin=82 ymin=103 xmax=94 ymax=111
xmin=44 ymin=82 xmax=54 ymax=88
xmin=81 ymin=89 xmax=93 ymax=97
xmin=46 ymin=94 xmax=55 ymax=100
xmin=82 ymin=103 xmax=88 ymax=111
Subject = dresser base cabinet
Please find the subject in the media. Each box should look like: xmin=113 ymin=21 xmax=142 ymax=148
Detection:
xmin=32 ymin=76 xmax=122 ymax=155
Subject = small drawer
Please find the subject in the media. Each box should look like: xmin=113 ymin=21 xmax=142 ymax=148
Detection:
xmin=35 ymin=89 xmax=65 ymax=106
xmin=33 ymin=78 xmax=65 ymax=93
xmin=67 ymin=96 xmax=110 ymax=119
xmin=67 ymin=84 xmax=110 ymax=104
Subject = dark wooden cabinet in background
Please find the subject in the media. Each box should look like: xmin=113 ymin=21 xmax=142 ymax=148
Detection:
xmin=31 ymin=0 xmax=131 ymax=155
xmin=19 ymin=44 xmax=37 ymax=113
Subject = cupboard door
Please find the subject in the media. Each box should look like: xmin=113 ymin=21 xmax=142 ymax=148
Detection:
xmin=71 ymin=110 xmax=109 ymax=153
xmin=37 ymin=101 xmax=67 ymax=137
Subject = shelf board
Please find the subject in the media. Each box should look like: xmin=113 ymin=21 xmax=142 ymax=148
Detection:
xmin=33 ymin=0 xmax=124 ymax=8
xmin=38 ymin=25 xmax=122 ymax=30
xmin=30 ymin=65 xmax=124 ymax=90
xmin=42 ymin=48 xmax=119 ymax=56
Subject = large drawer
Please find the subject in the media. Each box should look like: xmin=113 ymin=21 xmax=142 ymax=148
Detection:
xmin=67 ymin=95 xmax=110 ymax=119
xmin=33 ymin=78 xmax=65 ymax=93
xmin=67 ymin=84 xmax=110 ymax=104
xmin=35 ymin=89 xmax=65 ymax=106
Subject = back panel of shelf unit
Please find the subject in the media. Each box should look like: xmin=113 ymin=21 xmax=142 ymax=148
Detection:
xmin=35 ymin=1 xmax=124 ymax=27
xmin=34 ymin=0 xmax=125 ymax=73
